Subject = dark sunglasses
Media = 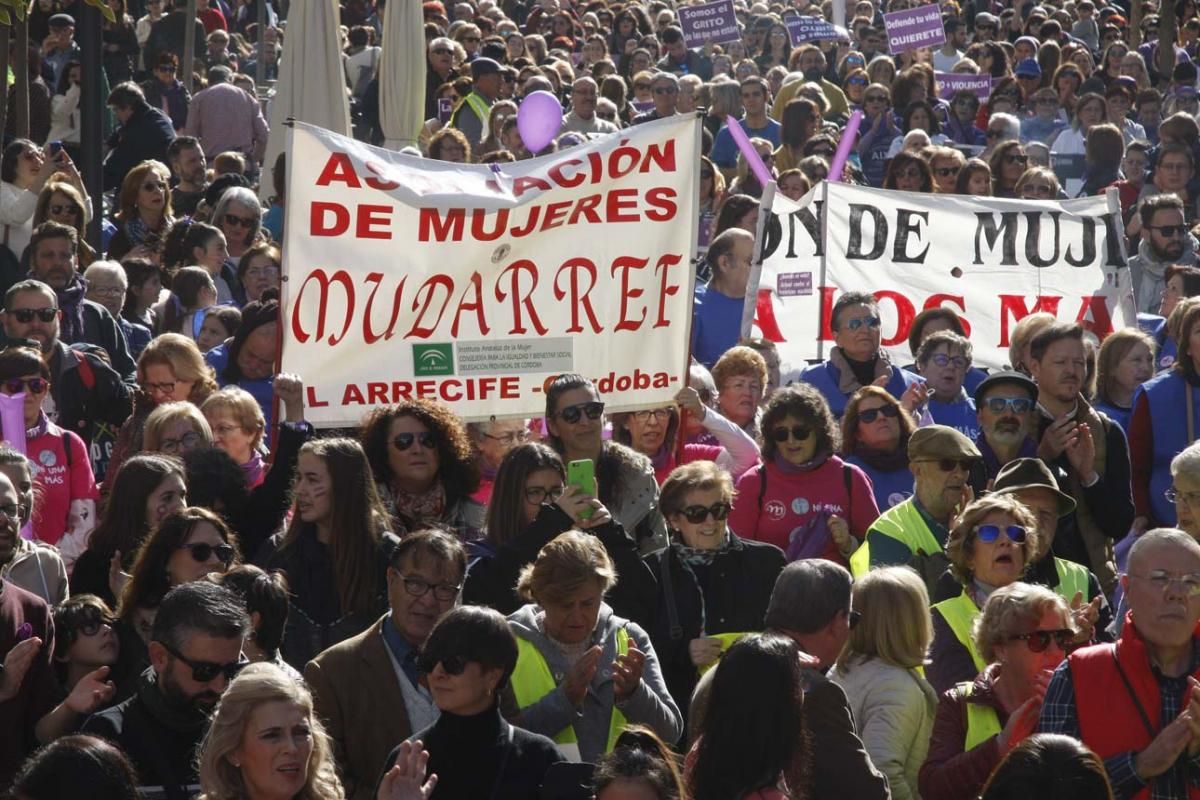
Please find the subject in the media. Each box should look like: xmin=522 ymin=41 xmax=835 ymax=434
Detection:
xmin=634 ymin=82 xmax=651 ymax=91
xmin=393 ymin=431 xmax=437 ymax=451
xmin=1008 ymin=628 xmax=1073 ymax=652
xmin=986 ymin=129 xmax=1005 ymax=139
xmin=431 ymin=47 xmax=452 ymax=56
xmin=1004 ymin=154 xmax=1029 ymax=165
xmin=177 ymin=542 xmax=235 ymax=564
xmin=0 ymin=377 xmax=47 ymax=395
xmin=224 ymin=213 xmax=255 ymax=228
xmin=9 ymin=308 xmax=58 ymax=323
xmin=918 ymin=458 xmax=975 ymax=473
xmin=934 ymin=166 xmax=960 ymax=177
xmin=74 ymin=613 xmax=115 ymax=637
xmin=557 ymin=401 xmax=604 ymax=424
xmin=679 ymin=502 xmax=732 ymax=523
xmin=859 ymin=405 xmax=900 ymax=424
xmin=847 ymin=77 xmax=868 ymax=86
xmin=161 ymin=641 xmax=248 ymax=682
xmin=771 ymin=425 xmax=811 ymax=443
xmin=418 ymin=652 xmax=470 ymax=675
xmin=975 ymin=524 xmax=1027 ymax=544
xmin=1150 ymin=224 xmax=1188 ymax=237
xmin=983 ymin=396 xmax=1034 ymax=414
xmin=841 ymin=315 xmax=881 ymax=331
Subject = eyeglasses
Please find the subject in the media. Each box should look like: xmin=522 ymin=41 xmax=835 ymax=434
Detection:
xmin=418 ymin=652 xmax=470 ymax=675
xmin=525 ymin=485 xmax=565 ymax=504
xmin=633 ymin=408 xmax=672 ymax=422
xmin=983 ymin=396 xmax=1034 ymax=414
xmin=398 ymin=575 xmax=461 ymax=602
xmin=864 ymin=95 xmax=888 ymax=104
xmin=223 ymin=213 xmax=255 ymax=229
xmin=1128 ymin=569 xmax=1200 ymax=596
xmin=634 ymin=83 xmax=651 ymax=91
xmin=1166 ymin=486 xmax=1200 ymax=506
xmin=156 ymin=65 xmax=176 ymax=73
xmin=976 ymin=524 xmax=1027 ymax=544
xmin=1 ymin=378 xmax=47 ymax=395
xmin=653 ymin=86 xmax=678 ymax=95
xmin=9 ymin=308 xmax=58 ymax=323
xmin=160 ymin=431 xmax=203 ymax=454
xmin=1150 ymin=224 xmax=1188 ymax=237
xmin=986 ymin=129 xmax=1005 ymax=139
xmin=771 ymin=425 xmax=811 ymax=443
xmin=177 ymin=541 xmax=235 ymax=564
xmin=160 ymin=641 xmax=248 ymax=683
xmin=482 ymin=429 xmax=528 ymax=445
xmin=1004 ymin=154 xmax=1029 ymax=165
xmin=89 ymin=285 xmax=126 ymax=298
xmin=840 ymin=315 xmax=881 ymax=331
xmin=142 ymin=380 xmax=177 ymax=396
xmin=917 ymin=458 xmax=975 ymax=473
xmin=0 ymin=503 xmax=24 ymax=522
xmin=49 ymin=203 xmax=79 ymax=216
xmin=74 ymin=614 xmax=115 ymax=637
xmin=858 ymin=405 xmax=900 ymax=424
xmin=930 ymin=353 xmax=969 ymax=370
xmin=934 ymin=166 xmax=960 ymax=177
xmin=1008 ymin=628 xmax=1074 ymax=652
xmin=678 ymin=502 xmax=732 ymax=523
xmin=847 ymin=77 xmax=868 ymax=86
xmin=556 ymin=401 xmax=605 ymax=424
xmin=431 ymin=47 xmax=452 ymax=56
xmin=393 ymin=431 xmax=437 ymax=451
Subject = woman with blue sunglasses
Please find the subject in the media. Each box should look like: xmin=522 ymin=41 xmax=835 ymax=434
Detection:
xmin=927 ymin=495 xmax=1040 ymax=695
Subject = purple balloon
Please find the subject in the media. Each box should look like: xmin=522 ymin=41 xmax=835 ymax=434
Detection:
xmin=517 ymin=90 xmax=563 ymax=155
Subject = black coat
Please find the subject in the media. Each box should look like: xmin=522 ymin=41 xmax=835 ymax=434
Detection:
xmin=644 ymin=534 xmax=785 ymax=720
xmin=103 ymin=104 xmax=176 ymax=191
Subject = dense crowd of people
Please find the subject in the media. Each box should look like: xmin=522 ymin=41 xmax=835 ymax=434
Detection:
xmin=6 ymin=0 xmax=1200 ymax=799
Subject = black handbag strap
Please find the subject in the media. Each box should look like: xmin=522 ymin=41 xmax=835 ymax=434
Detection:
xmin=1111 ymin=646 xmax=1157 ymax=740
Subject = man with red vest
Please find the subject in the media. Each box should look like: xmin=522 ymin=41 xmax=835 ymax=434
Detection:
xmin=1037 ymin=528 xmax=1200 ymax=799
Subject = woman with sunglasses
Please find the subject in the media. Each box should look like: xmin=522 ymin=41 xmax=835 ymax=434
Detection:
xmin=261 ymin=438 xmax=394 ymax=668
xmin=987 ymin=140 xmax=1030 ymax=198
xmin=464 ymin=441 xmax=654 ymax=622
xmin=378 ymin=605 xmax=567 ymax=800
xmin=754 ymin=23 xmax=791 ymax=72
xmin=544 ymin=374 xmax=667 ymax=553
xmin=842 ymin=386 xmax=918 ymax=513
xmin=359 ymin=399 xmax=484 ymax=542
xmin=943 ymin=90 xmax=987 ymax=147
xmin=0 ymin=347 xmax=97 ymax=559
xmin=507 ymin=531 xmax=682 ymax=763
xmin=920 ymin=582 xmax=1074 ymax=800
xmin=729 ymin=385 xmax=879 ymax=566
xmin=645 ymin=460 xmax=785 ymax=720
xmin=927 ymin=495 xmax=1040 ymax=695
xmin=857 ymin=83 xmax=900 ymax=188
xmin=212 ymin=187 xmax=266 ymax=292
xmin=106 ymin=160 xmax=174 ymax=263
xmin=71 ymin=454 xmax=188 ymax=607
xmin=832 ymin=566 xmax=936 ymax=800
xmin=32 ymin=178 xmax=97 ymax=269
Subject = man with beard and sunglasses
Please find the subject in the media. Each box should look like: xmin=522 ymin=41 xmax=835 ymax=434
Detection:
xmin=1 ymin=281 xmax=134 ymax=479
xmin=83 ymin=581 xmax=248 ymax=800
xmin=973 ymin=371 xmax=1041 ymax=481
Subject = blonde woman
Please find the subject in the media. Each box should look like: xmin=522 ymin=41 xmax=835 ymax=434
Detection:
xmin=197 ymin=662 xmax=345 ymax=800
xmin=202 ymin=386 xmax=268 ymax=486
xmin=833 ymin=566 xmax=936 ymax=800
xmin=144 ymin=401 xmax=214 ymax=458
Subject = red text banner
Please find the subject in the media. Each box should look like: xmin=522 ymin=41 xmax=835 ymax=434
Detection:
xmin=282 ymin=118 xmax=700 ymax=426
xmin=744 ymin=183 xmax=1137 ymax=379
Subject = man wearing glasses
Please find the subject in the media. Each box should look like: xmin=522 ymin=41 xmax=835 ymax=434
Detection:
xmin=306 ymin=531 xmax=465 ymax=800
xmin=973 ymin=371 xmax=1040 ymax=481
xmin=1038 ymin=528 xmax=1200 ymax=799
xmin=561 ymin=77 xmax=618 ymax=135
xmin=83 ymin=582 xmax=250 ymax=799
xmin=632 ymin=72 xmax=680 ymax=126
xmin=424 ymin=37 xmax=461 ymax=119
xmin=1130 ymin=194 xmax=1198 ymax=314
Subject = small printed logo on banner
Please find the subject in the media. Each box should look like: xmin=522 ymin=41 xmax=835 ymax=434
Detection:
xmin=778 ymin=272 xmax=813 ymax=297
xmin=413 ymin=343 xmax=455 ymax=377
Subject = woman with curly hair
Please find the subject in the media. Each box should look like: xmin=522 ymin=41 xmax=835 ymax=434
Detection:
xmin=261 ymin=438 xmax=394 ymax=667
xmin=360 ymin=399 xmax=485 ymax=541
xmin=428 ymin=127 xmax=471 ymax=163
xmin=842 ymin=386 xmax=918 ymax=512
xmin=728 ymin=384 xmax=880 ymax=565
xmin=197 ymin=662 xmax=345 ymax=800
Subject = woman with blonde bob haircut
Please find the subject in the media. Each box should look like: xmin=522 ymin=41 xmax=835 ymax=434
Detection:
xmin=143 ymin=401 xmax=213 ymax=457
xmin=1093 ymin=327 xmax=1157 ymax=432
xmin=928 ymin=495 xmax=1039 ymax=695
xmin=833 ymin=566 xmax=936 ymax=800
xmin=197 ymin=662 xmax=345 ymax=800
xmin=507 ymin=530 xmax=683 ymax=763
xmin=202 ymin=386 xmax=267 ymax=481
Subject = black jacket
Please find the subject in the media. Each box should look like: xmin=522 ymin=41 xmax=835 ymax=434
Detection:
xmin=645 ymin=534 xmax=785 ymax=720
xmin=73 ymin=298 xmax=137 ymax=384
xmin=462 ymin=503 xmax=657 ymax=627
xmin=103 ymin=104 xmax=176 ymax=191
xmin=226 ymin=422 xmax=312 ymax=555
xmin=47 ymin=340 xmax=134 ymax=477
xmin=143 ymin=12 xmax=206 ymax=81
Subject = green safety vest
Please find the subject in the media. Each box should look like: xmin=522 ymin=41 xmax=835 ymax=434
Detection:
xmin=510 ymin=627 xmax=629 ymax=756
xmin=697 ymin=631 xmax=751 ymax=676
xmin=458 ymin=91 xmax=491 ymax=127
xmin=932 ymin=590 xmax=986 ymax=673
xmin=850 ymin=498 xmax=941 ymax=578
xmin=954 ymin=681 xmax=1003 ymax=751
xmin=1054 ymin=557 xmax=1089 ymax=602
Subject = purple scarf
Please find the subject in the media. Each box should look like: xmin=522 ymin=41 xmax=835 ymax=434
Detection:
xmin=56 ymin=274 xmax=88 ymax=345
xmin=242 ymin=450 xmax=265 ymax=488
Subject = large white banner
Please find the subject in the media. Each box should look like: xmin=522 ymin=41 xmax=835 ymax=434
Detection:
xmin=744 ymin=183 xmax=1137 ymax=378
xmin=282 ymin=118 xmax=699 ymax=427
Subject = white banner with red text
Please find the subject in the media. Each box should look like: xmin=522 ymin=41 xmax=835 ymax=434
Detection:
xmin=281 ymin=118 xmax=700 ymax=427
xmin=743 ymin=182 xmax=1137 ymax=379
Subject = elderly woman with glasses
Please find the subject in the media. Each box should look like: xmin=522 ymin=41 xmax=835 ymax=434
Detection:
xmin=1014 ymin=166 xmax=1061 ymax=201
xmin=212 ymin=187 xmax=266 ymax=295
xmin=360 ymin=399 xmax=485 ymax=542
xmin=927 ymin=495 xmax=1040 ymax=695
xmin=506 ymin=531 xmax=682 ymax=764
xmin=646 ymin=461 xmax=785 ymax=721
xmin=920 ymin=582 xmax=1073 ymax=800
xmin=729 ymin=385 xmax=879 ymax=566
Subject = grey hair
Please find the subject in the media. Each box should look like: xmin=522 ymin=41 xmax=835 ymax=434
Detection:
xmin=650 ymin=72 xmax=679 ymax=88
xmin=211 ymin=187 xmax=263 ymax=245
xmin=1129 ymin=528 xmax=1200 ymax=571
xmin=989 ymin=112 xmax=1022 ymax=143
xmin=1170 ymin=441 xmax=1200 ymax=480
xmin=83 ymin=260 xmax=128 ymax=291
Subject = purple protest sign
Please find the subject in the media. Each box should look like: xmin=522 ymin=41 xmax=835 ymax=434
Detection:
xmin=936 ymin=72 xmax=992 ymax=100
xmin=784 ymin=16 xmax=851 ymax=46
xmin=884 ymin=5 xmax=946 ymax=54
xmin=677 ymin=0 xmax=741 ymax=48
